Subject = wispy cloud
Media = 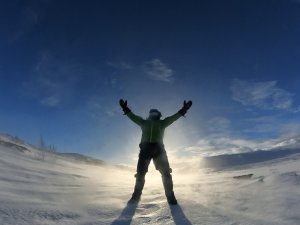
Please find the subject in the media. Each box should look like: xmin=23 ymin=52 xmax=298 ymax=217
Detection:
xmin=86 ymin=96 xmax=120 ymax=122
xmin=230 ymin=79 xmax=296 ymax=111
xmin=23 ymin=53 xmax=81 ymax=107
xmin=206 ymin=117 xmax=231 ymax=134
xmin=11 ymin=7 xmax=39 ymax=42
xmin=107 ymin=58 xmax=175 ymax=83
xmin=106 ymin=61 xmax=133 ymax=70
xmin=241 ymin=115 xmax=287 ymax=134
xmin=142 ymin=59 xmax=174 ymax=82
xmin=40 ymin=96 xmax=60 ymax=107
xmin=182 ymin=134 xmax=300 ymax=157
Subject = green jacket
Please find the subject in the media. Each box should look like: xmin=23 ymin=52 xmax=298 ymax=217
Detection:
xmin=127 ymin=111 xmax=182 ymax=144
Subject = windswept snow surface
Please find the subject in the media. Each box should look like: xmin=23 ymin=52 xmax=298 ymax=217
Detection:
xmin=0 ymin=139 xmax=300 ymax=224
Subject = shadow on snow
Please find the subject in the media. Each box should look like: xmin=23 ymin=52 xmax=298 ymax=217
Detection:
xmin=170 ymin=204 xmax=193 ymax=225
xmin=110 ymin=203 xmax=138 ymax=225
xmin=111 ymin=202 xmax=193 ymax=225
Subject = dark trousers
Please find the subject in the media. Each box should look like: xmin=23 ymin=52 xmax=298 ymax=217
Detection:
xmin=132 ymin=142 xmax=175 ymax=199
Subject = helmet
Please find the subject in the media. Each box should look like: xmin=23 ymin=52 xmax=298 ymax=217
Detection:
xmin=148 ymin=109 xmax=162 ymax=120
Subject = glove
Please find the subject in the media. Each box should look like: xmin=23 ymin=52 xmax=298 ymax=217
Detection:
xmin=178 ymin=100 xmax=192 ymax=116
xmin=119 ymin=99 xmax=131 ymax=115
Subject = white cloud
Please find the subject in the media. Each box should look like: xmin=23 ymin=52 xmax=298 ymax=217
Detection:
xmin=182 ymin=133 xmax=300 ymax=157
xmin=206 ymin=117 xmax=231 ymax=133
xmin=106 ymin=58 xmax=175 ymax=83
xmin=142 ymin=59 xmax=174 ymax=82
xmin=230 ymin=79 xmax=295 ymax=110
xmin=189 ymin=136 xmax=259 ymax=156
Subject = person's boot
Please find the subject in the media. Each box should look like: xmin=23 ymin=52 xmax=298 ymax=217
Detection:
xmin=128 ymin=192 xmax=141 ymax=204
xmin=162 ymin=174 xmax=177 ymax=205
xmin=128 ymin=173 xmax=145 ymax=204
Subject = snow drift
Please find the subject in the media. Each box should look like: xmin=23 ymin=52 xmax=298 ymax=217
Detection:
xmin=0 ymin=133 xmax=300 ymax=224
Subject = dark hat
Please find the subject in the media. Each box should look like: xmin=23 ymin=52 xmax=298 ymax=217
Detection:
xmin=149 ymin=109 xmax=162 ymax=119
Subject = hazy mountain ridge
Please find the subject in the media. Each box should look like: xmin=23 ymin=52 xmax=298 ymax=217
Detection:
xmin=202 ymin=147 xmax=300 ymax=170
xmin=0 ymin=132 xmax=127 ymax=169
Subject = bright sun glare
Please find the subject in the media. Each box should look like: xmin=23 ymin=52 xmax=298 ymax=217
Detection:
xmin=144 ymin=164 xmax=164 ymax=187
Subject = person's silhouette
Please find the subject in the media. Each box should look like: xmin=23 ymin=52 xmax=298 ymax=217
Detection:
xmin=119 ymin=99 xmax=192 ymax=205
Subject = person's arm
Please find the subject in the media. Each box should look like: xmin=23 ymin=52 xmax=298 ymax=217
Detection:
xmin=162 ymin=100 xmax=193 ymax=127
xmin=162 ymin=112 xmax=182 ymax=127
xmin=119 ymin=99 xmax=145 ymax=126
xmin=127 ymin=111 xmax=145 ymax=126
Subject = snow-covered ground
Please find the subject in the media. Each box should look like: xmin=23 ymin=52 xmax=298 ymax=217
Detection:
xmin=0 ymin=135 xmax=300 ymax=225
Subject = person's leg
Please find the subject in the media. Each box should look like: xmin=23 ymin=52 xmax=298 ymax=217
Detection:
xmin=153 ymin=145 xmax=177 ymax=205
xmin=129 ymin=144 xmax=151 ymax=203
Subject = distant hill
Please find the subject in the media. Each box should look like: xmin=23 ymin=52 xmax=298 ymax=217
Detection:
xmin=201 ymin=148 xmax=300 ymax=170
xmin=0 ymin=132 xmax=131 ymax=170
xmin=59 ymin=152 xmax=106 ymax=166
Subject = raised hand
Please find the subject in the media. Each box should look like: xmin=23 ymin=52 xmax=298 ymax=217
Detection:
xmin=183 ymin=100 xmax=192 ymax=110
xmin=178 ymin=100 xmax=192 ymax=116
xmin=119 ymin=99 xmax=131 ymax=114
xmin=119 ymin=99 xmax=128 ymax=108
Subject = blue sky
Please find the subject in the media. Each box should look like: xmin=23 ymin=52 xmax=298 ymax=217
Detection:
xmin=1 ymin=0 xmax=300 ymax=164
